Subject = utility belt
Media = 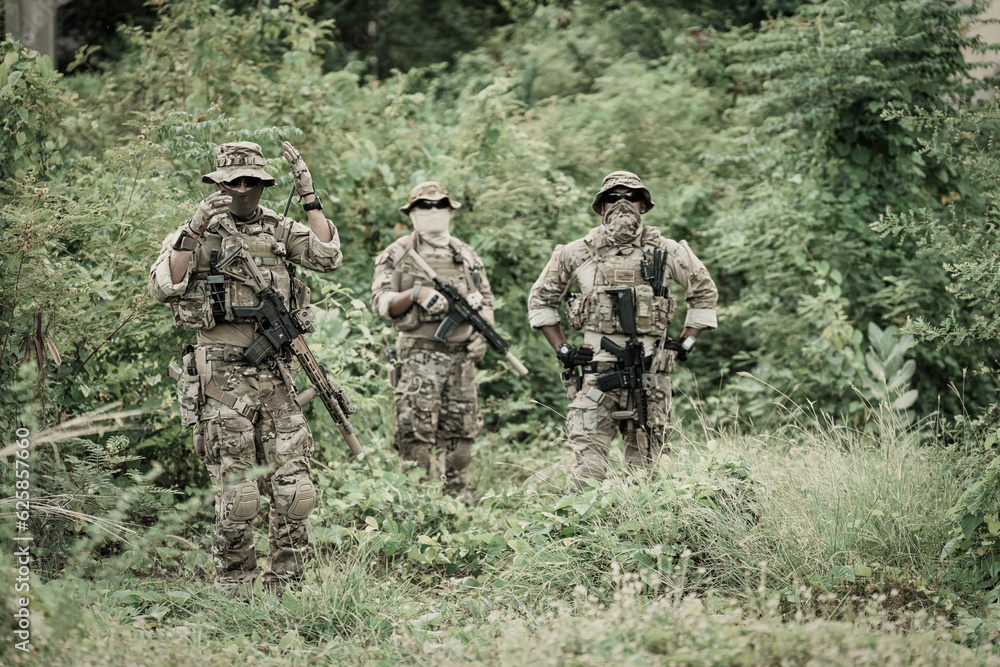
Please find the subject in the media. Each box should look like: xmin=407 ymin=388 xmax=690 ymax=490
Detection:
xmin=198 ymin=343 xmax=294 ymax=366
xmin=561 ymin=357 xmax=652 ymax=385
xmin=402 ymin=336 xmax=469 ymax=355
xmin=169 ymin=343 xmax=295 ymax=426
xmin=198 ymin=345 xmax=247 ymax=363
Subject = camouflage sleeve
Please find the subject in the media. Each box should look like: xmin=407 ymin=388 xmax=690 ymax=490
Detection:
xmin=284 ymin=216 xmax=342 ymax=273
xmin=470 ymin=248 xmax=495 ymax=327
xmin=147 ymin=231 xmax=190 ymax=303
xmin=527 ymin=244 xmax=570 ymax=329
xmin=370 ymin=244 xmax=402 ymax=322
xmin=664 ymin=239 xmax=718 ymax=330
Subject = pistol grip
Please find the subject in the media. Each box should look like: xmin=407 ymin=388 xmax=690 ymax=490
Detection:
xmin=600 ymin=336 xmax=625 ymax=358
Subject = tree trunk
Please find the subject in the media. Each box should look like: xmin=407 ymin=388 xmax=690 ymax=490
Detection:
xmin=4 ymin=0 xmax=58 ymax=66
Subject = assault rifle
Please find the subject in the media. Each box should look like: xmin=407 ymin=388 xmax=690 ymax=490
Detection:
xmin=396 ymin=248 xmax=529 ymax=376
xmin=217 ymin=240 xmax=364 ymax=458
xmin=595 ymin=287 xmax=652 ymax=441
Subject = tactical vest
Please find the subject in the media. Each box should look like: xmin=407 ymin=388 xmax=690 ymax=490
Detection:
xmin=564 ymin=230 xmax=675 ymax=336
xmin=390 ymin=235 xmax=482 ymax=331
xmin=169 ymin=211 xmax=311 ymax=331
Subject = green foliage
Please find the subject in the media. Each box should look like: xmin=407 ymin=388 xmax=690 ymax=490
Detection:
xmin=0 ymin=38 xmax=68 ymax=182
xmin=706 ymin=0 xmax=992 ymax=419
xmin=0 ymin=100 xmax=185 ymax=436
xmin=854 ymin=321 xmax=919 ymax=426
xmin=872 ymin=99 xmax=1000 ymax=602
xmin=313 ymin=447 xmax=757 ymax=593
xmin=877 ymin=100 xmax=1000 ymax=347
xmin=944 ymin=450 xmax=1000 ymax=601
xmin=4 ymin=424 xmax=992 ymax=664
xmin=8 ymin=0 xmax=1000 ymax=659
xmin=0 ymin=436 xmax=169 ymax=578
xmin=318 ymin=0 xmax=511 ymax=78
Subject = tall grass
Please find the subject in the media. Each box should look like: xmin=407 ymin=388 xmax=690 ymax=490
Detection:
xmin=5 ymin=403 xmax=995 ymax=665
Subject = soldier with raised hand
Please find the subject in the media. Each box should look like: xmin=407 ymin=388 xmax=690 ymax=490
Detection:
xmin=527 ymin=171 xmax=718 ymax=492
xmin=370 ymin=182 xmax=494 ymax=506
xmin=148 ymin=141 xmax=342 ymax=598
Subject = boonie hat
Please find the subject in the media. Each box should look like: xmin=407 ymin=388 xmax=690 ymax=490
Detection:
xmin=590 ymin=170 xmax=654 ymax=214
xmin=400 ymin=181 xmax=462 ymax=213
xmin=202 ymin=141 xmax=277 ymax=186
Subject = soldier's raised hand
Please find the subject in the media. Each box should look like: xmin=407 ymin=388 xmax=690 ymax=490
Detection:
xmin=190 ymin=191 xmax=232 ymax=235
xmin=282 ymin=141 xmax=314 ymax=196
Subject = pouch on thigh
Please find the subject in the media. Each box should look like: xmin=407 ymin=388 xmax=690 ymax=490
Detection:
xmin=394 ymin=375 xmax=441 ymax=447
xmin=566 ymin=388 xmax=616 ymax=453
xmin=204 ymin=411 xmax=257 ymax=482
xmin=264 ymin=412 xmax=314 ymax=468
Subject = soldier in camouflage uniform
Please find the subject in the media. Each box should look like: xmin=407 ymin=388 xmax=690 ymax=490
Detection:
xmin=148 ymin=141 xmax=342 ymax=597
xmin=527 ymin=171 xmax=718 ymax=492
xmin=370 ymin=182 xmax=494 ymax=506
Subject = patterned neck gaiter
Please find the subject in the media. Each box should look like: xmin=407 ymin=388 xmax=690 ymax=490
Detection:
xmin=602 ymin=199 xmax=642 ymax=246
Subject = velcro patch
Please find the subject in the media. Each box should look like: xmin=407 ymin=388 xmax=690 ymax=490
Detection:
xmin=615 ymin=270 xmax=636 ymax=283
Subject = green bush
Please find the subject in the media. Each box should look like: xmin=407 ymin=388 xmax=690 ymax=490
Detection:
xmin=706 ymin=0 xmax=992 ymax=420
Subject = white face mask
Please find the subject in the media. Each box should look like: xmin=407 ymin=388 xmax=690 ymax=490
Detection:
xmin=602 ymin=199 xmax=642 ymax=245
xmin=409 ymin=208 xmax=452 ymax=247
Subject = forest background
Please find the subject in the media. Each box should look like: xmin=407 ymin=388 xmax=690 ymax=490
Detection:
xmin=4 ymin=0 xmax=1000 ymax=663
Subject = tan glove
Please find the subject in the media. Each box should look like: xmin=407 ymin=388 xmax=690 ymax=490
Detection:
xmin=466 ymin=334 xmax=488 ymax=363
xmin=189 ymin=191 xmax=232 ymax=235
xmin=282 ymin=141 xmax=314 ymax=195
xmin=412 ymin=283 xmax=449 ymax=316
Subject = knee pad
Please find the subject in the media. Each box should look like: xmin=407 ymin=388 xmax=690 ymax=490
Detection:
xmin=227 ymin=480 xmax=260 ymax=522
xmin=446 ymin=438 xmax=472 ymax=470
xmin=279 ymin=479 xmax=316 ymax=521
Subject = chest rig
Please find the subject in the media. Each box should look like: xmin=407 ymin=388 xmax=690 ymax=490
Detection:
xmin=391 ymin=235 xmax=482 ymax=329
xmin=565 ymin=230 xmax=676 ymax=336
xmin=170 ymin=212 xmax=311 ymax=331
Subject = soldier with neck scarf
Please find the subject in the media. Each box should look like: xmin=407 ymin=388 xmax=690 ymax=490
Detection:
xmin=527 ymin=171 xmax=719 ymax=492
xmin=370 ymin=181 xmax=495 ymax=506
xmin=148 ymin=141 xmax=343 ymax=599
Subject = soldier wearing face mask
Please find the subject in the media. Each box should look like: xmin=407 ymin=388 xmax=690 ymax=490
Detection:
xmin=527 ymin=171 xmax=718 ymax=492
xmin=148 ymin=141 xmax=343 ymax=598
xmin=370 ymin=182 xmax=494 ymax=506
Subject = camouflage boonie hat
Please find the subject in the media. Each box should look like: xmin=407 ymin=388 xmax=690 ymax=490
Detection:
xmin=590 ymin=170 xmax=654 ymax=214
xmin=400 ymin=181 xmax=462 ymax=213
xmin=202 ymin=142 xmax=276 ymax=186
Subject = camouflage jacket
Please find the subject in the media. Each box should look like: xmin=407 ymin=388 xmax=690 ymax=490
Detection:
xmin=528 ymin=224 xmax=717 ymax=357
xmin=148 ymin=206 xmax=342 ymax=348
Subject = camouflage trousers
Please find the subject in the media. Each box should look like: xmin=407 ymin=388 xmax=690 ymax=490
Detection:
xmin=188 ymin=345 xmax=316 ymax=592
xmin=564 ymin=364 xmax=672 ymax=492
xmin=392 ymin=336 xmax=483 ymax=505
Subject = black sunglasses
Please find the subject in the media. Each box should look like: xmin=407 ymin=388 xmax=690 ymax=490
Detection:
xmin=222 ymin=176 xmax=262 ymax=188
xmin=603 ymin=190 xmax=645 ymax=204
xmin=412 ymin=198 xmax=451 ymax=210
